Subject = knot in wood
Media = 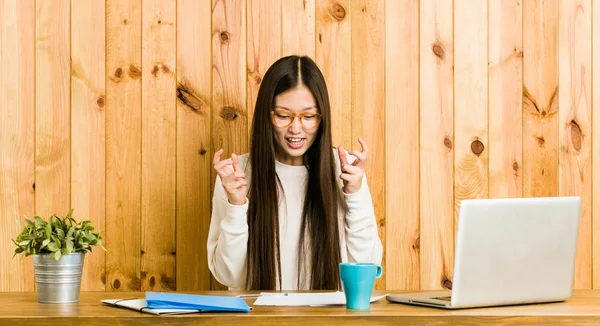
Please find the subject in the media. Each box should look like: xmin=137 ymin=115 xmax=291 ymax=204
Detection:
xmin=161 ymin=275 xmax=177 ymax=290
xmin=113 ymin=279 xmax=121 ymax=289
xmin=220 ymin=32 xmax=230 ymax=43
xmin=570 ymin=120 xmax=582 ymax=151
xmin=471 ymin=140 xmax=484 ymax=156
xmin=536 ymin=137 xmax=545 ymax=146
xmin=220 ymin=107 xmax=238 ymax=120
xmin=128 ymin=65 xmax=142 ymax=79
xmin=412 ymin=237 xmax=420 ymax=251
xmin=514 ymin=47 xmax=523 ymax=58
xmin=443 ymin=278 xmax=453 ymax=290
xmin=331 ymin=3 xmax=346 ymax=21
xmin=177 ymin=83 xmax=204 ymax=112
xmin=443 ymin=137 xmax=453 ymax=149
xmin=432 ymin=43 xmax=445 ymax=59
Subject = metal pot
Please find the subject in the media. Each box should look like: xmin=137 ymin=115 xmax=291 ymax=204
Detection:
xmin=32 ymin=253 xmax=85 ymax=303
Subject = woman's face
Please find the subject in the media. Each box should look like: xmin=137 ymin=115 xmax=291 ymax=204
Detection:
xmin=271 ymin=85 xmax=321 ymax=166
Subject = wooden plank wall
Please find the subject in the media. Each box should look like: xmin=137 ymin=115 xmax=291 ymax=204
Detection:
xmin=558 ymin=0 xmax=592 ymax=290
xmin=71 ymin=0 xmax=106 ymax=291
xmin=0 ymin=0 xmax=35 ymax=291
xmin=1 ymin=0 xmax=600 ymax=292
xmin=105 ymin=0 xmax=142 ymax=291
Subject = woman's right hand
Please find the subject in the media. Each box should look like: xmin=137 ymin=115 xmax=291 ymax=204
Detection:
xmin=213 ymin=149 xmax=248 ymax=206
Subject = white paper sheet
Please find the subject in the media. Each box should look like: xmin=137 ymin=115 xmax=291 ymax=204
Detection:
xmin=252 ymin=291 xmax=388 ymax=306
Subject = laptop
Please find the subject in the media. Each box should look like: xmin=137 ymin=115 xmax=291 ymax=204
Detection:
xmin=386 ymin=196 xmax=581 ymax=309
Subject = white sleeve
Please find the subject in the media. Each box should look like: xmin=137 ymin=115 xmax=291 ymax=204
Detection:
xmin=343 ymin=174 xmax=383 ymax=265
xmin=206 ymin=175 xmax=249 ymax=289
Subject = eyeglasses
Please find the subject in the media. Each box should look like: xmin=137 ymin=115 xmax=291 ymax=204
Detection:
xmin=270 ymin=108 xmax=322 ymax=129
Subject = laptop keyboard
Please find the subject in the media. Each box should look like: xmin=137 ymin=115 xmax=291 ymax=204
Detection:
xmin=431 ymin=296 xmax=451 ymax=301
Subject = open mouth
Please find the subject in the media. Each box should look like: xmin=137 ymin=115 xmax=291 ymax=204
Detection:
xmin=286 ymin=137 xmax=305 ymax=149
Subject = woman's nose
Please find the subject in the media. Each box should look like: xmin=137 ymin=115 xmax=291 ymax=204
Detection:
xmin=288 ymin=116 xmax=302 ymax=132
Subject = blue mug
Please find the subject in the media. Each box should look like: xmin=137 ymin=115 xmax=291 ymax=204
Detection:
xmin=339 ymin=262 xmax=382 ymax=310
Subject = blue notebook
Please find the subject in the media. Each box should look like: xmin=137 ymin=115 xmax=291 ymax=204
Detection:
xmin=145 ymin=292 xmax=251 ymax=312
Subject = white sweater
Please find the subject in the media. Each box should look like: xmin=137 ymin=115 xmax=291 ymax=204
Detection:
xmin=207 ymin=152 xmax=383 ymax=290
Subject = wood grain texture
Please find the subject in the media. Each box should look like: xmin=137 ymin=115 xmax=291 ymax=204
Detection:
xmin=141 ymin=0 xmax=176 ymax=292
xmin=351 ymin=0 xmax=385 ymax=290
xmin=594 ymin=0 xmax=600 ymax=290
xmin=247 ymin=0 xmax=280 ymax=131
xmin=385 ymin=0 xmax=419 ymax=291
xmin=106 ymin=0 xmax=142 ymax=292
xmin=35 ymin=0 xmax=70 ymax=218
xmin=419 ymin=0 xmax=454 ymax=290
xmin=5 ymin=0 xmax=600 ymax=294
xmin=488 ymin=0 xmax=523 ymax=199
xmin=211 ymin=0 xmax=247 ymax=290
xmin=558 ymin=0 xmax=592 ymax=289
xmin=5 ymin=291 xmax=600 ymax=325
xmin=315 ymin=0 xmax=351 ymax=148
xmin=70 ymin=0 xmax=107 ymax=291
xmin=282 ymin=0 xmax=315 ymax=58
xmin=454 ymin=0 xmax=489 ymax=219
xmin=523 ymin=0 xmax=559 ymax=198
xmin=0 ymin=0 xmax=35 ymax=292
xmin=176 ymin=0 xmax=212 ymax=291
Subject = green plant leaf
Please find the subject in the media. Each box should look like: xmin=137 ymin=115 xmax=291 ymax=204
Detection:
xmin=45 ymin=223 xmax=52 ymax=238
xmin=12 ymin=209 xmax=106 ymax=259
xmin=52 ymin=234 xmax=63 ymax=247
xmin=56 ymin=228 xmax=65 ymax=239
xmin=34 ymin=216 xmax=43 ymax=225
xmin=18 ymin=240 xmax=31 ymax=246
xmin=40 ymin=239 xmax=50 ymax=249
xmin=47 ymin=242 xmax=58 ymax=252
xmin=66 ymin=239 xmax=74 ymax=252
xmin=66 ymin=226 xmax=74 ymax=239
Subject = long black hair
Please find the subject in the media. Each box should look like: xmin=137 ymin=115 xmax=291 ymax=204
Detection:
xmin=246 ymin=55 xmax=347 ymax=290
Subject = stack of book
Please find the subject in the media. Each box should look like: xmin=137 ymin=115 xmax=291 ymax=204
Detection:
xmin=102 ymin=292 xmax=251 ymax=315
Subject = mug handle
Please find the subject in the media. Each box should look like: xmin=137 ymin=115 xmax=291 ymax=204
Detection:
xmin=375 ymin=265 xmax=382 ymax=279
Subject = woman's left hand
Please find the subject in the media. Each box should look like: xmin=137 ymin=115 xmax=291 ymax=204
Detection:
xmin=338 ymin=137 xmax=369 ymax=194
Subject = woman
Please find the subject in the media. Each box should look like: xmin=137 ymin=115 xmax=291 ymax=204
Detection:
xmin=207 ymin=55 xmax=382 ymax=291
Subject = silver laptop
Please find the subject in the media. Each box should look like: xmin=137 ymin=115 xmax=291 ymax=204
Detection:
xmin=387 ymin=196 xmax=581 ymax=309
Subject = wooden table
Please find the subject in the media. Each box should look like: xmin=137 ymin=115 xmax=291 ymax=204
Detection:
xmin=2 ymin=290 xmax=600 ymax=325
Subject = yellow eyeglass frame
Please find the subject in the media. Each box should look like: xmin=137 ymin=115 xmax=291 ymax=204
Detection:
xmin=270 ymin=108 xmax=322 ymax=129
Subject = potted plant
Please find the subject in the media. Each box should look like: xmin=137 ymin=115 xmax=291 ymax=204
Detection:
xmin=12 ymin=209 xmax=105 ymax=303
